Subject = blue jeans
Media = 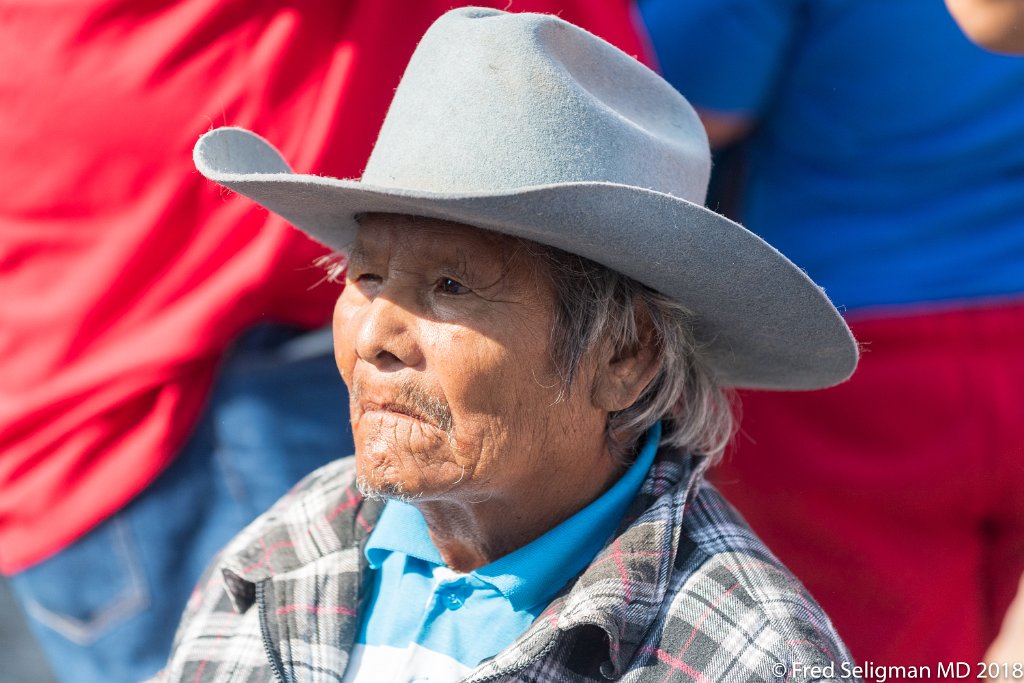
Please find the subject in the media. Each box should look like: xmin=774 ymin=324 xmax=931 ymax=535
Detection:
xmin=8 ymin=325 xmax=354 ymax=683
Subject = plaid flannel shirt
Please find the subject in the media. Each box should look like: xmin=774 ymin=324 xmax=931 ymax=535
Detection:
xmin=155 ymin=446 xmax=861 ymax=683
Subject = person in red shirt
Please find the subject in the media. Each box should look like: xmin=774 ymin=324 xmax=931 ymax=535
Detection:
xmin=0 ymin=2 xmax=648 ymax=681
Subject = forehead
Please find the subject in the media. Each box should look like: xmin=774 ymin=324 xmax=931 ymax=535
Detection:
xmin=348 ymin=213 xmax=527 ymax=268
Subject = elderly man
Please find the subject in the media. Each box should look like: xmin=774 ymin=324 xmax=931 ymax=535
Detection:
xmin=159 ymin=8 xmax=861 ymax=682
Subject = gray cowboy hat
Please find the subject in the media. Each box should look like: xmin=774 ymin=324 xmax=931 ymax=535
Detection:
xmin=193 ymin=7 xmax=857 ymax=390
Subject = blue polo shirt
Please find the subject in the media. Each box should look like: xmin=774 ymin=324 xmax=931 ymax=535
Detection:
xmin=341 ymin=424 xmax=661 ymax=682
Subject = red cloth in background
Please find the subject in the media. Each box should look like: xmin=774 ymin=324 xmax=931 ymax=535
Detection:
xmin=0 ymin=0 xmax=648 ymax=574
xmin=713 ymin=303 xmax=1024 ymax=672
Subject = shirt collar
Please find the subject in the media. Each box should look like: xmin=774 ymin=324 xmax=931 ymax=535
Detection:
xmin=365 ymin=498 xmax=443 ymax=569
xmin=363 ymin=423 xmax=662 ymax=611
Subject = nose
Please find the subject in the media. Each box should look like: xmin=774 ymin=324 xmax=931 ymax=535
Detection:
xmin=352 ymin=295 xmax=424 ymax=371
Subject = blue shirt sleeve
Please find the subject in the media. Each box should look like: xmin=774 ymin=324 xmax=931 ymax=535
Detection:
xmin=638 ymin=0 xmax=803 ymax=117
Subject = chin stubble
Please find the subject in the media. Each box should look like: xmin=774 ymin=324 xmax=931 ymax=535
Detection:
xmin=355 ymin=474 xmax=423 ymax=503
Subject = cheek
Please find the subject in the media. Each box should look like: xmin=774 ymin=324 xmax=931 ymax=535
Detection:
xmin=434 ymin=325 xmax=560 ymax=454
xmin=332 ymin=294 xmax=359 ymax=385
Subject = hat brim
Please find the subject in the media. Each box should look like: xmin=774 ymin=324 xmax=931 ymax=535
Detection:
xmin=195 ymin=127 xmax=857 ymax=390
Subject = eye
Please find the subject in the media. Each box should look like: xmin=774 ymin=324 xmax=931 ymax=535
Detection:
xmin=349 ymin=271 xmax=383 ymax=295
xmin=436 ymin=277 xmax=470 ymax=295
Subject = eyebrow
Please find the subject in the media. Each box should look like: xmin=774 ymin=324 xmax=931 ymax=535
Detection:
xmin=442 ymin=247 xmax=473 ymax=280
xmin=344 ymin=229 xmax=528 ymax=297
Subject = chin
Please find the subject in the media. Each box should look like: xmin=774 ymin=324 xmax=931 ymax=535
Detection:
xmin=353 ymin=447 xmax=416 ymax=501
xmin=354 ymin=448 xmax=474 ymax=505
xmin=352 ymin=448 xmax=440 ymax=503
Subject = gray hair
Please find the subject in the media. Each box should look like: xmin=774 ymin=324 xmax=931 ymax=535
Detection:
xmin=527 ymin=244 xmax=735 ymax=464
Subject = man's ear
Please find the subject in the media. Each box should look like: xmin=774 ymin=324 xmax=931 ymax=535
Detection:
xmin=590 ymin=307 xmax=662 ymax=413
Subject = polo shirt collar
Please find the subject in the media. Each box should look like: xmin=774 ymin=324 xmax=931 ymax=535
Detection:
xmin=364 ymin=423 xmax=662 ymax=611
xmin=365 ymin=499 xmax=443 ymax=568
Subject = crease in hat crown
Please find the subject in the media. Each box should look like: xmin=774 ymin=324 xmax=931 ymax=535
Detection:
xmin=191 ymin=6 xmax=859 ymax=391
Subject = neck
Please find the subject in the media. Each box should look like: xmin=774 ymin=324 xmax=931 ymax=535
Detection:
xmin=415 ymin=447 xmax=623 ymax=572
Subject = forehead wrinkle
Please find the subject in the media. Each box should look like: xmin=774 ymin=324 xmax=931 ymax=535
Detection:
xmin=448 ymin=241 xmax=541 ymax=298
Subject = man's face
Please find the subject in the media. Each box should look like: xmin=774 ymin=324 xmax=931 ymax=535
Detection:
xmin=333 ymin=214 xmax=608 ymax=504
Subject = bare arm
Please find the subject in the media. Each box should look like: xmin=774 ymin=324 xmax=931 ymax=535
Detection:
xmin=946 ymin=0 xmax=1024 ymax=54
xmin=985 ymin=572 xmax=1024 ymax=680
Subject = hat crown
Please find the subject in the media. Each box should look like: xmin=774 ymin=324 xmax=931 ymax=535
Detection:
xmin=362 ymin=7 xmax=711 ymax=202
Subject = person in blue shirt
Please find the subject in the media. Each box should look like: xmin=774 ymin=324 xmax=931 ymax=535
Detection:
xmin=640 ymin=0 xmax=1024 ymax=670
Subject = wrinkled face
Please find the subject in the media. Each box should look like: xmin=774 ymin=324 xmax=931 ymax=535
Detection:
xmin=333 ymin=214 xmax=607 ymax=503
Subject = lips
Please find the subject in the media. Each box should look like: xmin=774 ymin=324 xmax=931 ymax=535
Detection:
xmin=360 ymin=400 xmax=432 ymax=425
xmin=351 ymin=377 xmax=454 ymax=434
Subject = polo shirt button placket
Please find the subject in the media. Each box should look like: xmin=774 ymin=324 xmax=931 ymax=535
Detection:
xmin=443 ymin=590 xmax=464 ymax=610
xmin=440 ymin=578 xmax=474 ymax=610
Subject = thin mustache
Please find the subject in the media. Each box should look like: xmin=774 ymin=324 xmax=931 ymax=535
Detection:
xmin=352 ymin=378 xmax=454 ymax=434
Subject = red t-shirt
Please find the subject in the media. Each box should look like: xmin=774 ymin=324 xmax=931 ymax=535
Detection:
xmin=0 ymin=0 xmax=648 ymax=573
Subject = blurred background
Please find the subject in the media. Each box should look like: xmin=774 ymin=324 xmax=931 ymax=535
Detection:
xmin=0 ymin=578 xmax=57 ymax=682
xmin=2 ymin=1 xmax=1022 ymax=682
